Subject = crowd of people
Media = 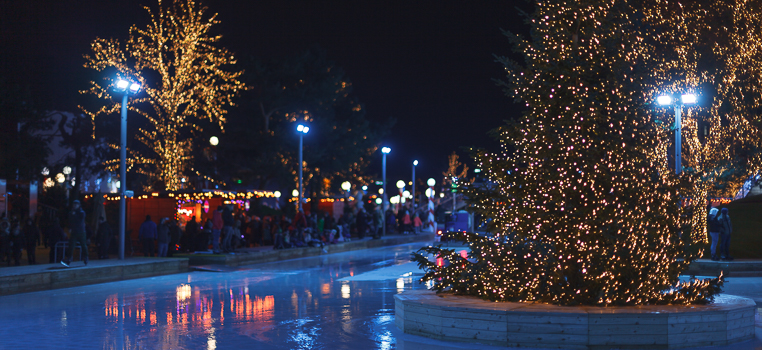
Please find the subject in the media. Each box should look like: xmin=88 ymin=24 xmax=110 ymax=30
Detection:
xmin=167 ymin=203 xmax=430 ymax=254
xmin=0 ymin=200 xmax=740 ymax=266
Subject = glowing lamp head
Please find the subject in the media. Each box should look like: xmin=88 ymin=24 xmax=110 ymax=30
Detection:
xmin=362 ymin=185 xmax=368 ymax=191
xmin=341 ymin=181 xmax=351 ymax=191
xmin=292 ymin=189 xmax=299 ymax=197
xmin=129 ymin=83 xmax=141 ymax=93
xmin=413 ymin=160 xmax=418 ymax=166
xmin=381 ymin=147 xmax=391 ymax=154
xmin=681 ymin=93 xmax=697 ymax=105
xmin=209 ymin=136 xmax=219 ymax=146
xmin=403 ymin=190 xmax=411 ymax=198
xmin=427 ymin=178 xmax=436 ymax=187
xmin=378 ymin=188 xmax=384 ymax=195
xmin=297 ymin=124 xmax=309 ymax=134
xmin=115 ymin=79 xmax=130 ymax=91
xmin=396 ymin=180 xmax=405 ymax=189
xmin=63 ymin=166 xmax=72 ymax=175
xmin=656 ymin=95 xmax=673 ymax=106
xmin=375 ymin=198 xmax=382 ymax=205
xmin=55 ymin=173 xmax=65 ymax=183
xmin=274 ymin=191 xmax=281 ymax=198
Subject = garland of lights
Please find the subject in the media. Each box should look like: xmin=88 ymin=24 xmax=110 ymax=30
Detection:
xmin=412 ymin=0 xmax=728 ymax=306
xmin=80 ymin=0 xmax=245 ymax=191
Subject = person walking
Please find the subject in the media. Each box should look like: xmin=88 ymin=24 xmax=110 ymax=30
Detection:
xmin=23 ymin=218 xmax=39 ymax=265
xmin=62 ymin=200 xmax=88 ymax=267
xmin=718 ymin=208 xmax=734 ymax=261
xmin=139 ymin=215 xmax=157 ymax=257
xmin=96 ymin=216 xmax=112 ymax=259
xmin=157 ymin=218 xmax=170 ymax=257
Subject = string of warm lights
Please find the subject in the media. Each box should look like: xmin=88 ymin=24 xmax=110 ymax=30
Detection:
xmin=412 ymin=0 xmax=727 ymax=306
xmin=80 ymin=0 xmax=245 ymax=191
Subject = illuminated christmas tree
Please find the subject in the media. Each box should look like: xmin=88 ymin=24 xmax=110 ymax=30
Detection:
xmin=81 ymin=0 xmax=245 ymax=190
xmin=413 ymin=0 xmax=723 ymax=305
xmin=675 ymin=0 xmax=762 ymax=243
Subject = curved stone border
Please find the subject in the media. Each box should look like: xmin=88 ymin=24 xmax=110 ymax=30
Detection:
xmin=395 ymin=290 xmax=757 ymax=349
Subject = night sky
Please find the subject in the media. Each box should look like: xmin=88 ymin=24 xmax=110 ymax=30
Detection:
xmin=0 ymin=0 xmax=530 ymax=185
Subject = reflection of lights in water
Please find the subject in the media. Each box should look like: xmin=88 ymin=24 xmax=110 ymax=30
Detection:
xmin=291 ymin=290 xmax=299 ymax=313
xmin=176 ymin=284 xmax=191 ymax=302
xmin=396 ymin=278 xmax=405 ymax=293
xmin=376 ymin=329 xmax=394 ymax=350
xmin=105 ymin=294 xmax=119 ymax=319
xmin=60 ymin=310 xmax=67 ymax=330
xmin=341 ymin=282 xmax=350 ymax=299
xmin=402 ymin=272 xmax=412 ymax=277
xmin=321 ymin=283 xmax=330 ymax=295
xmin=207 ymin=327 xmax=216 ymax=350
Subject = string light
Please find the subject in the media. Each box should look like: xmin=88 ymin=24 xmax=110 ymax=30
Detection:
xmin=80 ymin=0 xmax=245 ymax=191
xmin=412 ymin=0 xmax=730 ymax=306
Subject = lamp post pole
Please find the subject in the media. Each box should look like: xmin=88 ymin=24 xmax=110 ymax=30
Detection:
xmin=298 ymin=131 xmax=303 ymax=211
xmin=656 ymin=93 xmax=695 ymax=175
xmin=381 ymin=147 xmax=390 ymax=236
xmin=115 ymin=78 xmax=140 ymax=261
xmin=119 ymin=93 xmax=127 ymax=260
xmin=674 ymin=105 xmax=682 ymax=175
xmin=412 ymin=160 xmax=417 ymax=209
xmin=296 ymin=124 xmax=309 ymax=211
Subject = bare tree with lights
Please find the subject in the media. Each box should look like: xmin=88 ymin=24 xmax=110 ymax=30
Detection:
xmin=413 ymin=0 xmax=723 ymax=306
xmin=80 ymin=0 xmax=245 ymax=191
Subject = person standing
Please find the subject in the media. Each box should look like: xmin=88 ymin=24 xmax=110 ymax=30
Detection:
xmin=62 ymin=200 xmax=88 ymax=267
xmin=182 ymin=216 xmax=198 ymax=253
xmin=157 ymin=217 xmax=170 ymax=257
xmin=0 ymin=217 xmax=10 ymax=265
xmin=10 ymin=219 xmax=24 ymax=266
xmin=96 ymin=216 xmax=112 ymax=259
xmin=356 ymin=208 xmax=367 ymax=239
xmin=139 ymin=215 xmax=157 ymax=257
xmin=212 ymin=206 xmax=223 ymax=253
xmin=718 ymin=208 xmax=734 ymax=261
xmin=707 ymin=208 xmax=721 ymax=261
xmin=23 ymin=218 xmax=39 ymax=265
xmin=221 ymin=205 xmax=234 ymax=253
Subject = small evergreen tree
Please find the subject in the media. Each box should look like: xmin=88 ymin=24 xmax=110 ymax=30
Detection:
xmin=413 ymin=0 xmax=722 ymax=306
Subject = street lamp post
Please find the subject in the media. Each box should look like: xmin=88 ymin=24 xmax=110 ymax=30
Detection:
xmin=381 ymin=147 xmax=391 ymax=236
xmin=296 ymin=124 xmax=309 ymax=211
xmin=656 ymin=93 xmax=697 ymax=174
xmin=115 ymin=78 xmax=141 ymax=260
xmin=412 ymin=160 xmax=418 ymax=209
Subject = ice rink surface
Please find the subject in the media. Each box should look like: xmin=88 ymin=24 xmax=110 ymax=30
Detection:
xmin=0 ymin=243 xmax=759 ymax=350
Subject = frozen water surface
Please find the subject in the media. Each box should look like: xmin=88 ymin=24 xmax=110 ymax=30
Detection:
xmin=0 ymin=243 xmax=760 ymax=350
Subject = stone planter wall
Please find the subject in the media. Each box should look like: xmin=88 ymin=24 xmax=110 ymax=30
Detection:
xmin=395 ymin=290 xmax=756 ymax=349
